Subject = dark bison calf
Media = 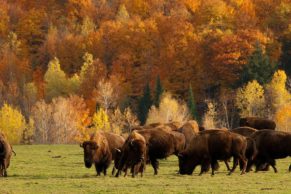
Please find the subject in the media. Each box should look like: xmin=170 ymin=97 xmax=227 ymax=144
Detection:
xmin=250 ymin=130 xmax=291 ymax=173
xmin=102 ymin=132 xmax=125 ymax=175
xmin=0 ymin=133 xmax=13 ymax=177
xmin=239 ymin=117 xmax=276 ymax=130
xmin=80 ymin=132 xmax=112 ymax=176
xmin=115 ymin=131 xmax=147 ymax=177
xmin=230 ymin=127 xmax=258 ymax=171
xmin=178 ymin=130 xmax=248 ymax=176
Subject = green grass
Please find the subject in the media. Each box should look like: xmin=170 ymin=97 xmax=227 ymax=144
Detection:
xmin=0 ymin=145 xmax=290 ymax=194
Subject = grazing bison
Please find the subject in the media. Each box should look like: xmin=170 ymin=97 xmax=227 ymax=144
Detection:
xmin=250 ymin=130 xmax=291 ymax=173
xmin=0 ymin=133 xmax=13 ymax=177
xmin=80 ymin=132 xmax=112 ymax=176
xmin=178 ymin=130 xmax=248 ymax=176
xmin=115 ymin=131 xmax=147 ymax=177
xmin=103 ymin=132 xmax=125 ymax=175
xmin=178 ymin=120 xmax=199 ymax=146
xmin=239 ymin=117 xmax=276 ymax=130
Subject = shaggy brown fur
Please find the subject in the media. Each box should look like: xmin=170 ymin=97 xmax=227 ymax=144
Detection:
xmin=177 ymin=120 xmax=199 ymax=146
xmin=239 ymin=117 xmax=276 ymax=130
xmin=115 ymin=131 xmax=146 ymax=177
xmin=178 ymin=130 xmax=248 ymax=176
xmin=250 ymin=130 xmax=291 ymax=173
xmin=80 ymin=132 xmax=112 ymax=176
xmin=102 ymin=132 xmax=125 ymax=175
xmin=0 ymin=133 xmax=12 ymax=177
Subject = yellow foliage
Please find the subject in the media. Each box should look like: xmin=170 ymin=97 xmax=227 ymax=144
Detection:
xmin=274 ymin=104 xmax=291 ymax=132
xmin=266 ymin=70 xmax=290 ymax=111
xmin=92 ymin=108 xmax=110 ymax=132
xmin=147 ymin=92 xmax=189 ymax=124
xmin=0 ymin=103 xmax=26 ymax=144
xmin=75 ymin=112 xmax=92 ymax=142
xmin=236 ymin=80 xmax=265 ymax=117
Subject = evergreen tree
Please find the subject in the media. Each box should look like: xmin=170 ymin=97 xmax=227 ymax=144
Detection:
xmin=281 ymin=38 xmax=291 ymax=77
xmin=154 ymin=76 xmax=164 ymax=107
xmin=138 ymin=83 xmax=152 ymax=125
xmin=187 ymin=84 xmax=199 ymax=122
xmin=238 ymin=42 xmax=277 ymax=87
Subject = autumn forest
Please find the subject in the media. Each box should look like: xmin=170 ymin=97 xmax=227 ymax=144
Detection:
xmin=0 ymin=0 xmax=290 ymax=144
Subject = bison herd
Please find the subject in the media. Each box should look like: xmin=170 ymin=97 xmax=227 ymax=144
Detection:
xmin=1 ymin=116 xmax=291 ymax=178
xmin=78 ymin=116 xmax=291 ymax=177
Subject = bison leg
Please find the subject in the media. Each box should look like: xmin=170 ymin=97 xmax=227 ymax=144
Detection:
xmin=150 ymin=159 xmax=159 ymax=175
xmin=224 ymin=160 xmax=230 ymax=171
xmin=228 ymin=157 xmax=239 ymax=175
xmin=210 ymin=160 xmax=217 ymax=176
xmin=95 ymin=164 xmax=102 ymax=176
xmin=124 ymin=167 xmax=128 ymax=177
xmin=268 ymin=159 xmax=277 ymax=173
xmin=111 ymin=167 xmax=116 ymax=176
xmin=131 ymin=165 xmax=136 ymax=178
xmin=115 ymin=169 xmax=121 ymax=177
xmin=103 ymin=168 xmax=107 ymax=176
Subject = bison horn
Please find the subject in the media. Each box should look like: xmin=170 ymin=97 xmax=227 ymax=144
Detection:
xmin=130 ymin=140 xmax=134 ymax=147
xmin=178 ymin=153 xmax=184 ymax=158
xmin=115 ymin=148 xmax=121 ymax=153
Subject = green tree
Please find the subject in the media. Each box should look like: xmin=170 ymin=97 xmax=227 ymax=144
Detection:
xmin=44 ymin=57 xmax=80 ymax=101
xmin=238 ymin=42 xmax=277 ymax=87
xmin=44 ymin=57 xmax=68 ymax=101
xmin=138 ymin=83 xmax=152 ymax=125
xmin=187 ymin=84 xmax=199 ymax=122
xmin=153 ymin=76 xmax=164 ymax=107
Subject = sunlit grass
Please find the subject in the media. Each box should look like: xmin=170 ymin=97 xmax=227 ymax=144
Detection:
xmin=0 ymin=145 xmax=290 ymax=194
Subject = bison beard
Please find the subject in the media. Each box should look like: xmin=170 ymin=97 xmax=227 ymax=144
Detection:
xmin=178 ymin=130 xmax=248 ymax=176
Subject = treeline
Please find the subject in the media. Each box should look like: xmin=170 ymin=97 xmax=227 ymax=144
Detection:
xmin=0 ymin=0 xmax=290 ymax=143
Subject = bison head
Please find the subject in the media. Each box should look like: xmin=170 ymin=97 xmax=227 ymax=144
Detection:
xmin=129 ymin=139 xmax=146 ymax=162
xmin=178 ymin=153 xmax=197 ymax=175
xmin=80 ymin=141 xmax=98 ymax=168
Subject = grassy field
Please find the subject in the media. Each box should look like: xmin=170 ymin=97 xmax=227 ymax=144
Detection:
xmin=0 ymin=145 xmax=290 ymax=194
